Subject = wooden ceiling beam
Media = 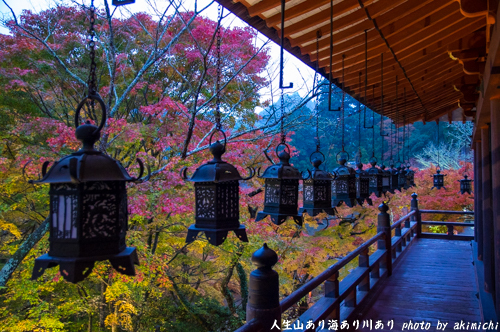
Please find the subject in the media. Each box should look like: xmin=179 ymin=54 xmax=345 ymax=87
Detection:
xmin=346 ymin=56 xmax=453 ymax=91
xmin=247 ymin=0 xmax=291 ymax=17
xmin=300 ymin=0 xmax=449 ymax=56
xmin=267 ymin=0 xmax=373 ymax=28
xmin=317 ymin=17 xmax=480 ymax=75
xmin=281 ymin=0 xmax=410 ymax=38
xmin=285 ymin=0 xmax=411 ymax=47
xmin=396 ymin=19 xmax=485 ymax=62
xmin=307 ymin=0 xmax=456 ymax=61
xmin=358 ymin=62 xmax=461 ymax=98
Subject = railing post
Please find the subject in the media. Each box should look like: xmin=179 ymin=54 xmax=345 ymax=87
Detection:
xmin=447 ymin=224 xmax=454 ymax=239
xmin=411 ymin=193 xmax=421 ymax=237
xmin=378 ymin=202 xmax=392 ymax=276
xmin=396 ymin=226 xmax=403 ymax=252
xmin=324 ymin=271 xmax=340 ymax=321
xmin=359 ymin=249 xmax=370 ymax=292
xmin=247 ymin=244 xmax=281 ymax=331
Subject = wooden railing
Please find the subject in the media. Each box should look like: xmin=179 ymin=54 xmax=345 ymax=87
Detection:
xmin=236 ymin=194 xmax=474 ymax=332
xmin=419 ymin=209 xmax=474 ymax=241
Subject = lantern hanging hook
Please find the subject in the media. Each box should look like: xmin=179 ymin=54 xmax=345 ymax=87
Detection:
xmin=209 ymin=128 xmax=227 ymax=149
xmin=75 ymin=94 xmax=107 ymax=134
xmin=279 ymin=0 xmax=293 ymax=90
xmin=309 ymin=150 xmax=326 ymax=164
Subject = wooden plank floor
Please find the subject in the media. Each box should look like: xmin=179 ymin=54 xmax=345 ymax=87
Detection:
xmin=351 ymin=239 xmax=481 ymax=332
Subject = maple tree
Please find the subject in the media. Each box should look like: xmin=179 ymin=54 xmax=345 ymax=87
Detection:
xmin=0 ymin=1 xmax=474 ymax=331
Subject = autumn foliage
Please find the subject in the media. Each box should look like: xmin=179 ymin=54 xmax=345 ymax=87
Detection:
xmin=0 ymin=4 xmax=474 ymax=332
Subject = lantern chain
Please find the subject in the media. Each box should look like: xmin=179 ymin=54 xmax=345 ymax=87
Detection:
xmin=215 ymin=5 xmax=223 ymax=131
xmin=437 ymin=121 xmax=440 ymax=167
xmin=88 ymin=0 xmax=97 ymax=97
xmin=341 ymin=54 xmax=345 ymax=151
xmin=315 ymin=30 xmax=321 ymax=151
xmin=358 ymin=72 xmax=362 ymax=152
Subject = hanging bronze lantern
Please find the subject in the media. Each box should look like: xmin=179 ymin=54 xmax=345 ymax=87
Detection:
xmin=355 ymin=161 xmax=372 ymax=206
xmin=459 ymin=173 xmax=472 ymax=194
xmin=299 ymin=152 xmax=337 ymax=217
xmin=380 ymin=164 xmax=390 ymax=195
xmin=431 ymin=166 xmax=447 ymax=190
xmin=181 ymin=132 xmax=253 ymax=246
xmin=397 ymin=163 xmax=407 ymax=190
xmin=388 ymin=162 xmax=399 ymax=193
xmin=406 ymin=162 xmax=415 ymax=187
xmin=256 ymin=144 xmax=302 ymax=226
xmin=367 ymin=156 xmax=383 ymax=198
xmin=332 ymin=151 xmax=357 ymax=207
xmin=30 ymin=96 xmax=143 ymax=283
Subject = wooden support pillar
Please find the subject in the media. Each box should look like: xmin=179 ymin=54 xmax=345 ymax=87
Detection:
xmin=491 ymin=99 xmax=500 ymax=312
xmin=476 ymin=141 xmax=484 ymax=261
xmin=377 ymin=202 xmax=392 ymax=276
xmin=482 ymin=125 xmax=495 ymax=295
xmin=411 ymin=193 xmax=421 ymax=238
xmin=247 ymin=244 xmax=281 ymax=331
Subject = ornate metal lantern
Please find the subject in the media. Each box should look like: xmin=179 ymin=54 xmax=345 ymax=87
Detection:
xmin=406 ymin=162 xmax=415 ymax=188
xmin=459 ymin=174 xmax=472 ymax=194
xmin=256 ymin=144 xmax=302 ymax=225
xmin=367 ymin=156 xmax=383 ymax=198
xmin=397 ymin=163 xmax=407 ymax=190
xmin=332 ymin=151 xmax=357 ymax=207
xmin=388 ymin=162 xmax=400 ymax=193
xmin=181 ymin=133 xmax=253 ymax=246
xmin=299 ymin=152 xmax=337 ymax=217
xmin=380 ymin=165 xmax=391 ymax=195
xmin=355 ymin=162 xmax=372 ymax=206
xmin=431 ymin=166 xmax=447 ymax=190
xmin=30 ymin=96 xmax=142 ymax=283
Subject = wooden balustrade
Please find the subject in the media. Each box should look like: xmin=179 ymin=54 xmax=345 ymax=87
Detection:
xmin=419 ymin=210 xmax=474 ymax=241
xmin=235 ymin=194 xmax=475 ymax=332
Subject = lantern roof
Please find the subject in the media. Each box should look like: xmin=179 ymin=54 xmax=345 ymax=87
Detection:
xmin=333 ymin=158 xmax=355 ymax=176
xmin=260 ymin=149 xmax=301 ymax=180
xmin=306 ymin=157 xmax=333 ymax=181
xmin=188 ymin=141 xmax=244 ymax=183
xmin=32 ymin=120 xmax=137 ymax=184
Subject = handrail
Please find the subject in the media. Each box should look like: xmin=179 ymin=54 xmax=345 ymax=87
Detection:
xmin=419 ymin=209 xmax=474 ymax=215
xmin=279 ymin=231 xmax=385 ymax=312
xmin=421 ymin=221 xmax=474 ymax=226
xmin=391 ymin=210 xmax=416 ymax=230
xmin=238 ymin=201 xmax=475 ymax=332
xmin=234 ymin=319 xmax=263 ymax=332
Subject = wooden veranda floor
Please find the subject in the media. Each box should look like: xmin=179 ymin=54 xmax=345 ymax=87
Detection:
xmin=351 ymin=238 xmax=481 ymax=331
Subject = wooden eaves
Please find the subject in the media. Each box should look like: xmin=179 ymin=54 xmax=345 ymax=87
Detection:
xmin=215 ymin=0 xmax=496 ymax=125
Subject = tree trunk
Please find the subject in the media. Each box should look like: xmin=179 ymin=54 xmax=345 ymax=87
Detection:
xmin=0 ymin=217 xmax=49 ymax=288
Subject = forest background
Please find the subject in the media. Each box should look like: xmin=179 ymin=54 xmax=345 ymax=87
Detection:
xmin=0 ymin=1 xmax=474 ymax=331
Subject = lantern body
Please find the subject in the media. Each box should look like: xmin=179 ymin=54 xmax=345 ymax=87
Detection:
xmin=367 ymin=160 xmax=383 ymax=198
xmin=406 ymin=166 xmax=416 ymax=187
xmin=380 ymin=165 xmax=390 ymax=195
xmin=397 ymin=166 xmax=407 ymax=190
xmin=388 ymin=165 xmax=400 ymax=193
xmin=332 ymin=159 xmax=357 ymax=207
xmin=48 ymin=181 xmax=127 ymax=258
xmin=256 ymin=150 xmax=302 ymax=225
xmin=355 ymin=165 xmax=372 ymax=206
xmin=459 ymin=175 xmax=473 ymax=194
xmin=184 ymin=141 xmax=248 ymax=246
xmin=31 ymin=121 xmax=140 ymax=283
xmin=299 ymin=158 xmax=336 ymax=217
xmin=431 ymin=169 xmax=446 ymax=190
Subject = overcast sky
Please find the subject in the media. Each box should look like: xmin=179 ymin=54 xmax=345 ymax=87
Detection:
xmin=0 ymin=0 xmax=316 ymax=108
